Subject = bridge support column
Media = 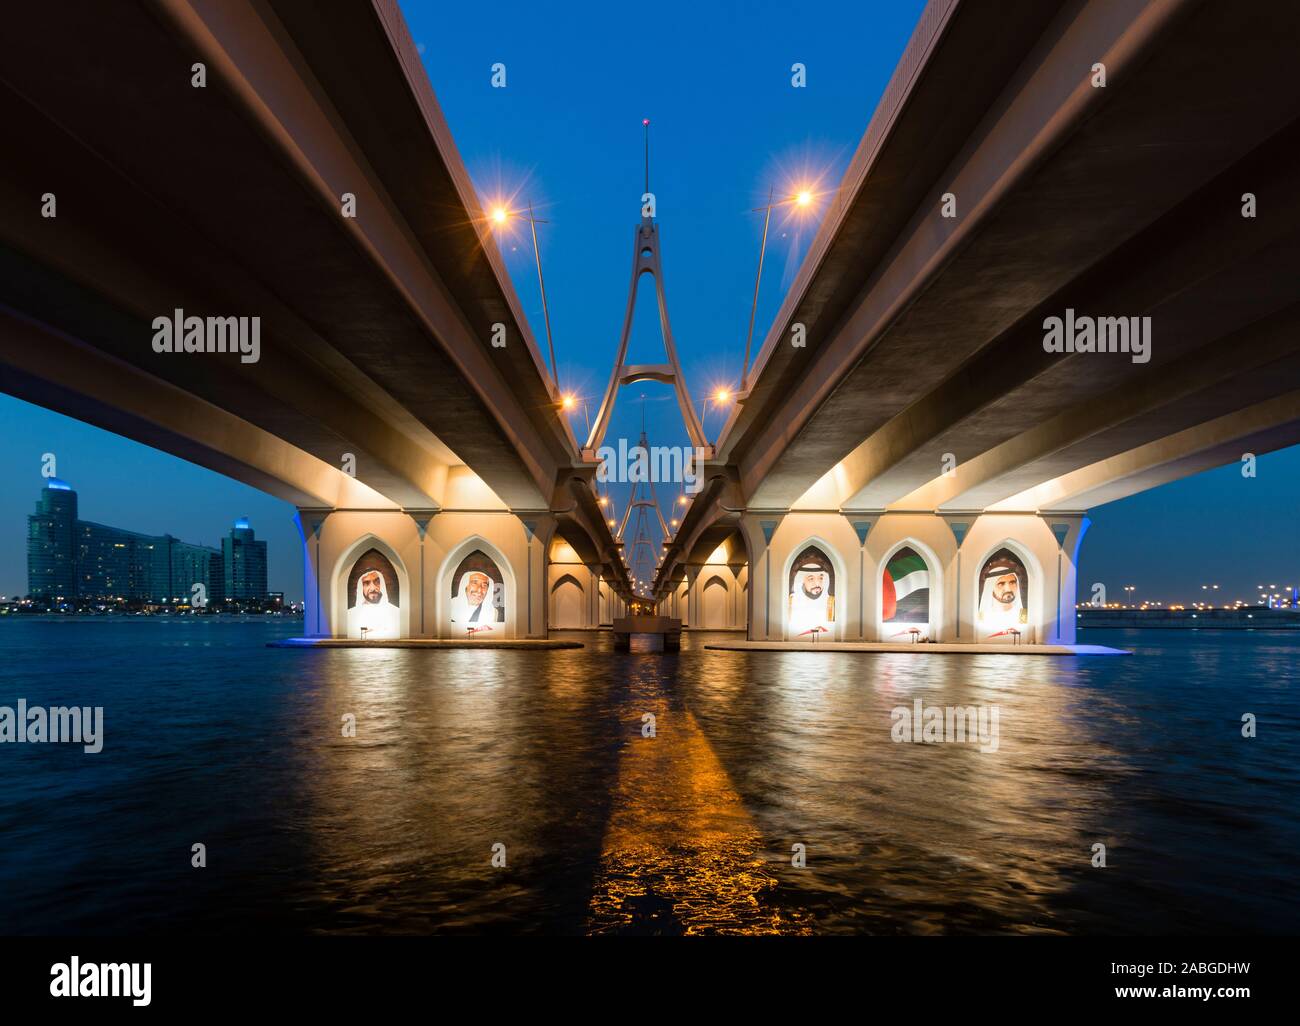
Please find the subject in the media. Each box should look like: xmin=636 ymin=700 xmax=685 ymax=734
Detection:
xmin=731 ymin=509 xmax=1087 ymax=646
xmin=296 ymin=506 xmax=558 ymax=640
xmin=683 ymin=565 xmax=700 ymax=628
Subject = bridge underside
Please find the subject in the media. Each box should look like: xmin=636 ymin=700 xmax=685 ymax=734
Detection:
xmin=0 ymin=0 xmax=633 ymax=633
xmin=654 ymin=0 xmax=1300 ymax=644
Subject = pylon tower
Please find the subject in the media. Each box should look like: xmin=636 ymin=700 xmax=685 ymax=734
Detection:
xmin=617 ymin=421 xmax=671 ymax=596
xmin=583 ymin=122 xmax=710 ymax=459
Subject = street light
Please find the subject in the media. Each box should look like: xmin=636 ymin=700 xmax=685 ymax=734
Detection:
xmin=488 ymin=200 xmax=558 ymax=386
xmin=740 ymin=184 xmax=820 ymax=384
xmin=699 ymin=385 xmax=735 ymax=435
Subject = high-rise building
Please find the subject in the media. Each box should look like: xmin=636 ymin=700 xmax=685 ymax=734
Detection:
xmin=222 ymin=517 xmax=268 ymax=601
xmin=25 ymin=481 xmax=242 ymax=604
xmin=26 ymin=479 xmax=78 ymax=601
xmin=76 ymin=520 xmax=158 ymax=600
xmin=156 ymin=536 xmax=224 ymax=605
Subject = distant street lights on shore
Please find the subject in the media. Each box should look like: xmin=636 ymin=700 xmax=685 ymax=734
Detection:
xmin=740 ymin=185 xmax=820 ymax=385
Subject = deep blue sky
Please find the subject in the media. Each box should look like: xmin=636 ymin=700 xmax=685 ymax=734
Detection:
xmin=1 ymin=0 xmax=1295 ymax=603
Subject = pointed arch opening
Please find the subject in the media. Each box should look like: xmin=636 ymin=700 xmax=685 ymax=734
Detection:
xmin=330 ymin=534 xmax=411 ymax=640
xmin=878 ymin=539 xmax=941 ymax=643
xmin=973 ymin=539 xmax=1042 ymax=644
xmin=699 ymin=573 xmax=730 ymax=629
xmin=550 ymin=572 xmax=586 ymax=629
xmin=782 ymin=539 xmax=845 ymax=641
xmin=437 ymin=536 xmax=516 ymax=640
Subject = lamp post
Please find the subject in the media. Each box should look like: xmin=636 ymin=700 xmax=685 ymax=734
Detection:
xmin=740 ymin=187 xmax=816 ymax=385
xmin=490 ymin=202 xmax=558 ymax=386
xmin=698 ymin=386 xmax=733 ymax=438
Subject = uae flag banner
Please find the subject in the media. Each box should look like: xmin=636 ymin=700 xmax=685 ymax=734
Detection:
xmin=883 ymin=548 xmax=930 ymax=624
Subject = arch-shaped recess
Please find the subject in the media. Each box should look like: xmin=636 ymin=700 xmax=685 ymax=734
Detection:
xmin=330 ymin=533 xmax=411 ymax=639
xmin=782 ymin=538 xmax=845 ymax=641
xmin=550 ymin=573 xmax=585 ymax=629
xmin=437 ymin=535 xmax=516 ymax=640
xmin=699 ymin=574 xmax=729 ymax=629
xmin=878 ymin=538 xmax=942 ymax=642
xmin=972 ymin=538 xmax=1042 ymax=644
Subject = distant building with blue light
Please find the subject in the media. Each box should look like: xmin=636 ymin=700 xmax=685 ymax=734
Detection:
xmin=222 ymin=517 xmax=268 ymax=601
xmin=25 ymin=481 xmax=265 ymax=604
xmin=27 ymin=479 xmax=78 ymax=600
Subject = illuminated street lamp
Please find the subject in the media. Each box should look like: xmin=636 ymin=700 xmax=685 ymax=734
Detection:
xmin=741 ymin=185 xmax=819 ymax=384
xmin=489 ymin=201 xmax=558 ymax=386
xmin=699 ymin=385 xmax=735 ymax=434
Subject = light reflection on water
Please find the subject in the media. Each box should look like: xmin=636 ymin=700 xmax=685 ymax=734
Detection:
xmin=0 ymin=619 xmax=1296 ymax=934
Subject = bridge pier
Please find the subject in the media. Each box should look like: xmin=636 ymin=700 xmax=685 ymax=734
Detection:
xmin=548 ymin=542 xmax=627 ymax=629
xmin=295 ymin=507 xmax=558 ymax=640
xmin=736 ymin=511 xmax=1088 ymax=646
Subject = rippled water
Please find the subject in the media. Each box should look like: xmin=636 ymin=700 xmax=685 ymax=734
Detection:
xmin=1 ymin=619 xmax=1296 ymax=935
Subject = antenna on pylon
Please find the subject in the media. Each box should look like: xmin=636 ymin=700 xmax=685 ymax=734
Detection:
xmin=642 ymin=118 xmax=650 ymax=196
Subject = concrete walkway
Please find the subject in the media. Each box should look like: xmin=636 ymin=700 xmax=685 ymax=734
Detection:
xmin=704 ymin=640 xmax=1130 ymax=656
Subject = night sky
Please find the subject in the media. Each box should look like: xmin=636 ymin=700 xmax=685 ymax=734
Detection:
xmin=1 ymin=0 xmax=1294 ymax=604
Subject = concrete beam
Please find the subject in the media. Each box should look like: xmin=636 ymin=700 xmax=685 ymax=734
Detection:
xmin=725 ymin=0 xmax=1300 ymax=510
xmin=1015 ymin=389 xmax=1300 ymax=511
xmin=0 ymin=0 xmax=577 ymax=512
xmin=821 ymin=124 xmax=1300 ymax=512
xmin=0 ymin=309 xmax=383 ymax=509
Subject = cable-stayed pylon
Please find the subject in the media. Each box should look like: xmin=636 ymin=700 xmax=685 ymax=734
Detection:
xmin=616 ymin=421 xmax=671 ymax=595
xmin=582 ymin=122 xmax=710 ymax=458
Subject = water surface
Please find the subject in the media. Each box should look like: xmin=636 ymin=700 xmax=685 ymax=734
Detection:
xmin=1 ymin=619 xmax=1295 ymax=934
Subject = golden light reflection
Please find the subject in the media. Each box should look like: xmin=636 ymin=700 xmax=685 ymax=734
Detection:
xmin=586 ymin=685 xmax=813 ymax=935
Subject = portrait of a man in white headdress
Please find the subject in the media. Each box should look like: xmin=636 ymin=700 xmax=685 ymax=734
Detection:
xmin=788 ymin=549 xmax=835 ymax=638
xmin=450 ymin=556 xmax=505 ymax=636
xmin=977 ymin=550 xmax=1028 ymax=639
xmin=346 ymin=567 xmax=400 ymax=640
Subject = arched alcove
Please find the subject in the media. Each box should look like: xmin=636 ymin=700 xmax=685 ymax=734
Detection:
xmin=699 ymin=574 xmax=729 ymax=629
xmin=437 ymin=536 xmax=516 ymax=640
xmin=877 ymin=538 xmax=942 ymax=643
xmin=550 ymin=573 xmax=585 ymax=629
xmin=972 ymin=538 xmax=1043 ymax=644
xmin=782 ymin=538 xmax=846 ymax=641
xmin=330 ymin=533 xmax=411 ymax=640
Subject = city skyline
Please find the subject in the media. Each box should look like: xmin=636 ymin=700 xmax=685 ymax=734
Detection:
xmin=22 ymin=473 xmax=269 ymax=606
xmin=3 ymin=390 xmax=1299 ymax=605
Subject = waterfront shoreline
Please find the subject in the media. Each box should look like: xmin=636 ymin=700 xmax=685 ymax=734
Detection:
xmin=269 ymin=637 xmax=583 ymax=649
xmin=705 ymin=640 xmax=1129 ymax=655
